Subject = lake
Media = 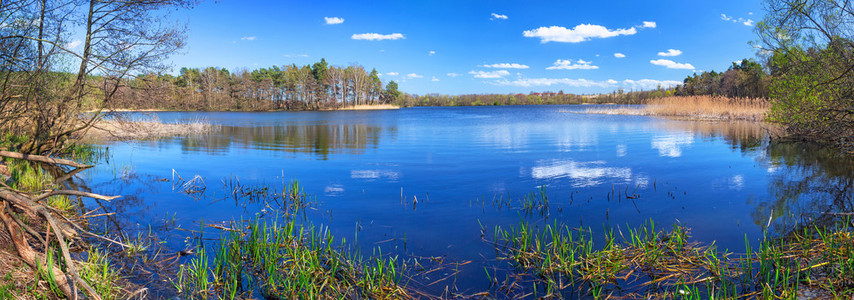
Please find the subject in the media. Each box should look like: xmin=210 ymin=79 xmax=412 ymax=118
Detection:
xmin=78 ymin=105 xmax=854 ymax=297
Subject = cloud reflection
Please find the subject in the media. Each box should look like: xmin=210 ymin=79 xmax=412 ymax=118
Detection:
xmin=351 ymin=170 xmax=401 ymax=180
xmin=616 ymin=144 xmax=627 ymax=157
xmin=651 ymin=134 xmax=694 ymax=157
xmin=324 ymin=184 xmax=345 ymax=195
xmin=531 ymin=160 xmax=632 ymax=187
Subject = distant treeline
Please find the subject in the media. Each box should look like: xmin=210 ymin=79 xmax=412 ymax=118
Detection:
xmin=103 ymin=57 xmax=773 ymax=111
xmin=109 ymin=59 xmax=402 ymax=111
xmin=586 ymin=59 xmax=770 ymax=104
xmin=397 ymin=92 xmax=588 ymax=107
xmin=401 ymin=59 xmax=770 ymax=107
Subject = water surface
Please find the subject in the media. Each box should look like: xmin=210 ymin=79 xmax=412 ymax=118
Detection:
xmin=78 ymin=105 xmax=854 ymax=296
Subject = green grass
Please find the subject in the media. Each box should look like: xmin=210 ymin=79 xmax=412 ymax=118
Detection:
xmin=79 ymin=249 xmax=121 ymax=300
xmin=47 ymin=195 xmax=74 ymax=211
xmin=495 ymin=219 xmax=854 ymax=299
xmin=33 ymin=248 xmax=65 ymax=299
xmin=7 ymin=159 xmax=54 ymax=192
xmin=0 ymin=272 xmax=15 ymax=299
xmin=178 ymin=217 xmax=410 ymax=299
xmin=62 ymin=143 xmax=109 ymax=165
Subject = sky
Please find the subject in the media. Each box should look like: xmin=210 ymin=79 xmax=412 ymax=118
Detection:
xmin=165 ymin=0 xmax=764 ymax=95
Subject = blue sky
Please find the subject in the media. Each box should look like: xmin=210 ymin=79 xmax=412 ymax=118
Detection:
xmin=167 ymin=0 xmax=764 ymax=95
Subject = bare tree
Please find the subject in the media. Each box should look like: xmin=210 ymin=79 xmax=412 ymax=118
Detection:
xmin=0 ymin=0 xmax=197 ymax=154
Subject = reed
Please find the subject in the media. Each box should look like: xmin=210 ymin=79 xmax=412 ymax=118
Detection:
xmin=7 ymin=159 xmax=53 ymax=192
xmin=584 ymin=96 xmax=770 ymax=121
xmin=84 ymin=114 xmax=219 ymax=141
xmin=495 ymin=219 xmax=854 ymax=299
xmin=179 ymin=217 xmax=411 ymax=299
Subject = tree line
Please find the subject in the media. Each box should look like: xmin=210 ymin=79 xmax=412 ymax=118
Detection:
xmin=109 ymin=59 xmax=403 ymax=111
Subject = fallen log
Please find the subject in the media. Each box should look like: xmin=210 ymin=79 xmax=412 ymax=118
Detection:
xmin=0 ymin=201 xmax=74 ymax=298
xmin=33 ymin=190 xmax=121 ymax=203
xmin=0 ymin=150 xmax=92 ymax=169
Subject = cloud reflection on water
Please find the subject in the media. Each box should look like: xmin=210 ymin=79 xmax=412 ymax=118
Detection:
xmin=350 ymin=170 xmax=401 ymax=180
xmin=531 ymin=160 xmax=632 ymax=187
xmin=651 ymin=134 xmax=694 ymax=157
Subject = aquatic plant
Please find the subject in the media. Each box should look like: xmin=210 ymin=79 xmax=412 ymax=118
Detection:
xmin=178 ymin=217 xmax=411 ymax=299
xmin=495 ymin=219 xmax=854 ymax=299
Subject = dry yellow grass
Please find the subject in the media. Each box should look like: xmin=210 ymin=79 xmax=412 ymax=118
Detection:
xmin=585 ymin=96 xmax=770 ymax=121
xmin=83 ymin=114 xmax=219 ymax=141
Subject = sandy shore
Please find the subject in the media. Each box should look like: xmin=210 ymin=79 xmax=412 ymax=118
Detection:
xmin=332 ymin=104 xmax=401 ymax=111
xmin=84 ymin=108 xmax=171 ymax=113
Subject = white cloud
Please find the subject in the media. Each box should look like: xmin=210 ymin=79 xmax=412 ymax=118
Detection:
xmin=406 ymin=73 xmax=423 ymax=79
xmin=622 ymin=79 xmax=683 ymax=89
xmin=431 ymin=76 xmax=440 ymax=82
xmin=657 ymin=49 xmax=682 ymax=57
xmin=546 ymin=59 xmax=599 ymax=70
xmin=351 ymin=33 xmax=405 ymax=41
xmin=324 ymin=17 xmax=344 ymax=25
xmin=523 ymin=24 xmax=638 ymax=43
xmin=240 ymin=36 xmax=257 ymax=41
xmin=385 ymin=72 xmax=399 ymax=76
xmin=481 ymin=63 xmax=529 ymax=69
xmin=650 ymin=59 xmax=695 ymax=69
xmin=640 ymin=21 xmax=657 ymax=28
xmin=66 ymin=39 xmax=82 ymax=50
xmin=446 ymin=72 xmax=460 ymax=77
xmin=722 ymin=14 xmax=755 ymax=26
xmin=492 ymin=77 xmax=681 ymax=89
xmin=469 ymin=70 xmax=511 ymax=78
xmin=495 ymin=78 xmax=609 ymax=88
xmin=490 ymin=13 xmax=508 ymax=20
xmin=429 ymin=50 xmax=436 ymax=56
xmin=284 ymin=54 xmax=309 ymax=58
xmin=614 ymin=53 xmax=626 ymax=58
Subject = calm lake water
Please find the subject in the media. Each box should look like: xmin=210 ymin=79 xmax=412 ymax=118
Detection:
xmin=78 ymin=105 xmax=854 ymax=297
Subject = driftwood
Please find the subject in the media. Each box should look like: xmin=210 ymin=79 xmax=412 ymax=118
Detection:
xmin=33 ymin=190 xmax=121 ymax=203
xmin=0 ymin=150 xmax=119 ymax=299
xmin=0 ymin=150 xmax=92 ymax=169
xmin=0 ymin=201 xmax=74 ymax=298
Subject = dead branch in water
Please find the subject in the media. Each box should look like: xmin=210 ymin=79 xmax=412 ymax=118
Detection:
xmin=0 ymin=150 xmax=92 ymax=169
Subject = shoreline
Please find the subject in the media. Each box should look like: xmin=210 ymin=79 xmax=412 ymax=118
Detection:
xmin=87 ymin=104 xmax=402 ymax=113
xmin=326 ymin=104 xmax=401 ymax=111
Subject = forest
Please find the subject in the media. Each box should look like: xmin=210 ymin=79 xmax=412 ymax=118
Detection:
xmin=105 ymin=57 xmax=770 ymax=110
xmin=109 ymin=59 xmax=402 ymax=111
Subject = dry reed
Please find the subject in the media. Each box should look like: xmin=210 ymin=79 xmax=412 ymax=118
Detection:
xmin=83 ymin=114 xmax=219 ymax=141
xmin=585 ymin=96 xmax=770 ymax=121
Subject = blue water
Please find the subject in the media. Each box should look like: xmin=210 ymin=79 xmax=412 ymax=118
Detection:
xmin=76 ymin=105 xmax=844 ymax=296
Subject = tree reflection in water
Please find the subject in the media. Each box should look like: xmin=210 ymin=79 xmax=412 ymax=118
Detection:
xmin=756 ymin=141 xmax=854 ymax=236
xmin=175 ymin=123 xmax=394 ymax=159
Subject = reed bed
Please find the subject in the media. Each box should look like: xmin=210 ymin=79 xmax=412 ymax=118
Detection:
xmin=495 ymin=219 xmax=854 ymax=299
xmin=84 ymin=114 xmax=219 ymax=141
xmin=585 ymin=96 xmax=769 ymax=121
xmin=175 ymin=218 xmax=411 ymax=299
